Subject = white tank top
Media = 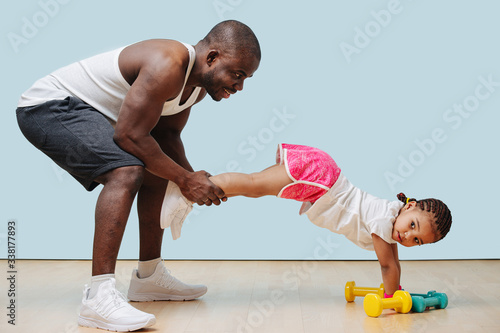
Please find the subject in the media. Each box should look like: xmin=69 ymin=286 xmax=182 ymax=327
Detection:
xmin=17 ymin=42 xmax=201 ymax=123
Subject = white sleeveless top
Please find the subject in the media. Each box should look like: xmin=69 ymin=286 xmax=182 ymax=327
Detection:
xmin=304 ymin=173 xmax=403 ymax=251
xmin=17 ymin=42 xmax=201 ymax=123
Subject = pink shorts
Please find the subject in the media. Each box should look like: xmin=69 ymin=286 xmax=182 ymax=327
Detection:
xmin=276 ymin=143 xmax=341 ymax=205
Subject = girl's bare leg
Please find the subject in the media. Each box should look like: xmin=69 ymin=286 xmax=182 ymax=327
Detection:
xmin=209 ymin=164 xmax=292 ymax=198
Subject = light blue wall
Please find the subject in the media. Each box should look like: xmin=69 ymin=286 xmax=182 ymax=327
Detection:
xmin=1 ymin=0 xmax=498 ymax=260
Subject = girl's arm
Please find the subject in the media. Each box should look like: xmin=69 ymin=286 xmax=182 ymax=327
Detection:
xmin=372 ymin=234 xmax=401 ymax=296
xmin=391 ymin=243 xmax=401 ymax=282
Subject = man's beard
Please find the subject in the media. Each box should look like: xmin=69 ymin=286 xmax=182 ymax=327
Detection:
xmin=201 ymin=69 xmax=220 ymax=101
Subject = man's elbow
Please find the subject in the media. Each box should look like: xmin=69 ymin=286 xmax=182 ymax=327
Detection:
xmin=113 ymin=131 xmax=127 ymax=147
xmin=113 ymin=131 xmax=140 ymax=152
xmin=151 ymin=128 xmax=182 ymax=143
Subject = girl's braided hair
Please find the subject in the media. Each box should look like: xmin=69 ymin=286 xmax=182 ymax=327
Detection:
xmin=397 ymin=193 xmax=452 ymax=242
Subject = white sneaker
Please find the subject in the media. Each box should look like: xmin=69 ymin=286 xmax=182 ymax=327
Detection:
xmin=128 ymin=261 xmax=207 ymax=301
xmin=160 ymin=181 xmax=193 ymax=240
xmin=78 ymin=278 xmax=156 ymax=332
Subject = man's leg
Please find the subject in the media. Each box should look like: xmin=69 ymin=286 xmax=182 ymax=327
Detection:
xmin=79 ymin=166 xmax=158 ymax=331
xmin=92 ymin=165 xmax=144 ymax=275
xmin=137 ymin=171 xmax=166 ymax=262
xmin=127 ymin=171 xmax=208 ymax=301
xmin=17 ymin=98 xmax=155 ymax=330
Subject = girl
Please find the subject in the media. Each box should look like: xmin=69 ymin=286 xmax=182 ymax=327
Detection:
xmin=161 ymin=143 xmax=452 ymax=296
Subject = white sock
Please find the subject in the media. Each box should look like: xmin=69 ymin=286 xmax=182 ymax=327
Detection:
xmin=137 ymin=257 xmax=161 ymax=279
xmin=88 ymin=274 xmax=115 ymax=299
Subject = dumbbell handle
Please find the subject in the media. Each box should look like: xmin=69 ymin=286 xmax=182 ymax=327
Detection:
xmin=422 ymin=297 xmax=440 ymax=307
xmin=383 ymin=297 xmax=404 ymax=308
xmin=410 ymin=291 xmax=436 ymax=298
xmin=412 ymin=295 xmax=441 ymax=308
xmin=355 ymin=286 xmax=383 ymax=295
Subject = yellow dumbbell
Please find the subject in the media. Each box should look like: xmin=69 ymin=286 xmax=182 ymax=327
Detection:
xmin=364 ymin=290 xmax=412 ymax=317
xmin=345 ymin=281 xmax=385 ymax=302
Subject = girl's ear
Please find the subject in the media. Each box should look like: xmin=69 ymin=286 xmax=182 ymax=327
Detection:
xmin=406 ymin=200 xmax=417 ymax=209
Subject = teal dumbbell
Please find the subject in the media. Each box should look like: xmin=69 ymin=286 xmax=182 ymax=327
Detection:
xmin=410 ymin=291 xmax=448 ymax=313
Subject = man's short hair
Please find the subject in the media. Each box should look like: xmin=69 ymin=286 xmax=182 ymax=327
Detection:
xmin=202 ymin=20 xmax=261 ymax=61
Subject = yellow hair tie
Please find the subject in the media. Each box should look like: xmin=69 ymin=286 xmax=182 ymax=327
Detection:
xmin=406 ymin=197 xmax=410 ymax=204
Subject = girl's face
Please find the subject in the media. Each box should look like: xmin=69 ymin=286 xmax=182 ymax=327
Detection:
xmin=392 ymin=201 xmax=437 ymax=247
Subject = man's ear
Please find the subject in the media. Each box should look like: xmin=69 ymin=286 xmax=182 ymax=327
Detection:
xmin=207 ymin=50 xmax=219 ymax=67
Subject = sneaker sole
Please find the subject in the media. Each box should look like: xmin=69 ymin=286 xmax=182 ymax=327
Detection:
xmin=78 ymin=315 xmax=156 ymax=332
xmin=128 ymin=289 xmax=207 ymax=302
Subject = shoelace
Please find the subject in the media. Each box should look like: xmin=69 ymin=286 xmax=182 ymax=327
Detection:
xmin=94 ymin=288 xmax=129 ymax=318
xmin=155 ymin=268 xmax=179 ymax=289
xmin=171 ymin=198 xmax=189 ymax=221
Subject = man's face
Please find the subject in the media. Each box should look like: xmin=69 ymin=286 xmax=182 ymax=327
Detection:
xmin=202 ymin=51 xmax=260 ymax=101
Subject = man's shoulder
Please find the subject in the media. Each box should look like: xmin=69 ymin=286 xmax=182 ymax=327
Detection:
xmin=129 ymin=39 xmax=190 ymax=66
xmin=119 ymin=39 xmax=190 ymax=86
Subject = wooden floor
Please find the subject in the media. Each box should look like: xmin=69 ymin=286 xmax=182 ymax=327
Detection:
xmin=1 ymin=260 xmax=499 ymax=333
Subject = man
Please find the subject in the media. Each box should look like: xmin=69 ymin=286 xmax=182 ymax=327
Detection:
xmin=16 ymin=20 xmax=260 ymax=331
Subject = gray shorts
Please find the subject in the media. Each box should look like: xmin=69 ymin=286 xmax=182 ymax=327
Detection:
xmin=16 ymin=96 xmax=144 ymax=191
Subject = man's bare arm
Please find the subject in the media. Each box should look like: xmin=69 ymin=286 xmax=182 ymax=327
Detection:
xmin=151 ymin=109 xmax=225 ymax=205
xmin=113 ymin=44 xmax=224 ymax=203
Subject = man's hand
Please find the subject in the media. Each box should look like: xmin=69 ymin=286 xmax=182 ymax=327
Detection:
xmin=179 ymin=171 xmax=227 ymax=206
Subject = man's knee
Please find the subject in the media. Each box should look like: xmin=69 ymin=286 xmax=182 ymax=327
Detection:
xmin=98 ymin=165 xmax=145 ymax=191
